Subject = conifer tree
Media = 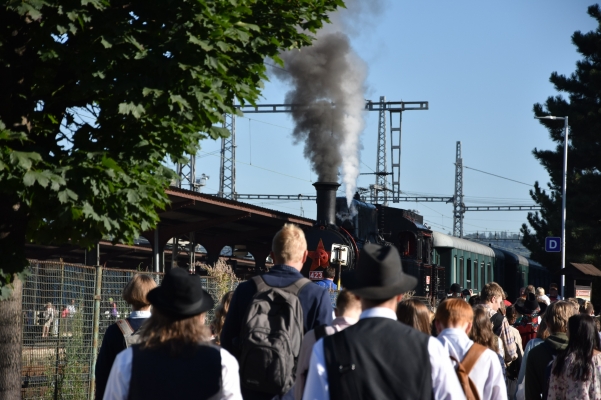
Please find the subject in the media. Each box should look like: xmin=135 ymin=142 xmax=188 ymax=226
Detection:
xmin=521 ymin=4 xmax=601 ymax=271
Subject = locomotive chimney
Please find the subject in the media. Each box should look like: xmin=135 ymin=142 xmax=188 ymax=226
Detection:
xmin=313 ymin=181 xmax=340 ymax=227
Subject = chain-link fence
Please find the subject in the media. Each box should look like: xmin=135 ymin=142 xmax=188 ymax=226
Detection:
xmin=21 ymin=260 xmax=238 ymax=400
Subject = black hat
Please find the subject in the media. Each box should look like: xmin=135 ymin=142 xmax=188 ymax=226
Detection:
xmin=147 ymin=267 xmax=214 ymax=319
xmin=515 ymin=293 xmax=540 ymax=315
xmin=342 ymin=243 xmax=417 ymax=300
xmin=450 ymin=283 xmax=462 ymax=293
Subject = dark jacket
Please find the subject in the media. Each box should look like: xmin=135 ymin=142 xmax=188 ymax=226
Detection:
xmin=220 ymin=264 xmax=333 ymax=400
xmin=525 ymin=333 xmax=569 ymax=400
xmin=95 ymin=317 xmax=148 ymax=400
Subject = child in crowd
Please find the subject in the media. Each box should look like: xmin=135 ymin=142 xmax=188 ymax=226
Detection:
xmin=435 ymin=298 xmax=507 ymax=400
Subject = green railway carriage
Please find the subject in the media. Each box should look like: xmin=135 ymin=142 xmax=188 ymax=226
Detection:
xmin=432 ymin=232 xmax=495 ymax=295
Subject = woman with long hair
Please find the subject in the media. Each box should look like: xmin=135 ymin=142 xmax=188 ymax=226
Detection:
xmin=103 ymin=267 xmax=241 ymax=400
xmin=470 ymin=306 xmax=499 ymax=354
xmin=547 ymin=314 xmax=601 ymax=399
xmin=396 ymin=298 xmax=432 ymax=335
xmin=470 ymin=306 xmax=506 ymax=377
xmin=211 ymin=291 xmax=234 ymax=345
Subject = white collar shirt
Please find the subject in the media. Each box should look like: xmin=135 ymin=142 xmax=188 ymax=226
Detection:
xmin=303 ymin=307 xmax=466 ymax=400
xmin=437 ymin=328 xmax=508 ymax=400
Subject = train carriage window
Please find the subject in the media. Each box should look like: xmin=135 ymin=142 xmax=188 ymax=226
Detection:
xmin=453 ymin=257 xmax=457 ymax=284
xmin=473 ymin=261 xmax=478 ymax=291
xmin=459 ymin=258 xmax=464 ymax=287
xmin=466 ymin=258 xmax=472 ymax=289
xmin=487 ymin=263 xmax=492 ymax=283
xmin=480 ymin=262 xmax=484 ymax=288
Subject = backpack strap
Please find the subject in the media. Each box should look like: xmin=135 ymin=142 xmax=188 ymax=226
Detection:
xmin=314 ymin=324 xmax=329 ymax=341
xmin=252 ymin=275 xmax=312 ymax=297
xmin=116 ymin=319 xmax=134 ymax=336
xmin=462 ymin=343 xmax=487 ymax=374
xmin=449 ymin=344 xmax=486 ymax=400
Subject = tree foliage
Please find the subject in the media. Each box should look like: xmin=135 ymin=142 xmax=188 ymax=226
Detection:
xmin=0 ymin=0 xmax=343 ymax=296
xmin=521 ymin=4 xmax=601 ymax=270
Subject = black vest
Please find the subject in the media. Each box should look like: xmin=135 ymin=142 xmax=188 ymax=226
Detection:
xmin=324 ymin=317 xmax=432 ymax=400
xmin=128 ymin=343 xmax=222 ymax=400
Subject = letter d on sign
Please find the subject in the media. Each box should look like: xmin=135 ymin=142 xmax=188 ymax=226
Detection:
xmin=545 ymin=237 xmax=561 ymax=253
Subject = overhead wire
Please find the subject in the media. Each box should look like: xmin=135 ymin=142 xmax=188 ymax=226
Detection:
xmin=464 ymin=165 xmax=533 ymax=187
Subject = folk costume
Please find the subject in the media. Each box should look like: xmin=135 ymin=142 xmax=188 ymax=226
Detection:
xmin=303 ymin=244 xmax=465 ymax=400
xmin=103 ymin=268 xmax=242 ymax=400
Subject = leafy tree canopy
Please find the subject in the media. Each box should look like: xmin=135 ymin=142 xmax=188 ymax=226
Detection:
xmin=521 ymin=4 xmax=601 ymax=271
xmin=0 ymin=0 xmax=343 ymax=295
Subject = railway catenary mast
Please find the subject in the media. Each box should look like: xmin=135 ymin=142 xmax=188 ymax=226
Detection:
xmin=375 ymin=95 xmax=388 ymax=205
xmin=453 ymin=141 xmax=465 ymax=238
xmin=219 ymin=113 xmax=237 ymax=200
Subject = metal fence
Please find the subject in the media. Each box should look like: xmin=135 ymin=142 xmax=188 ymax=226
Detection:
xmin=21 ymin=260 xmax=237 ymax=400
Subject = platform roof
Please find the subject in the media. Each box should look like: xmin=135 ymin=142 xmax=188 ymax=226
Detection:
xmin=25 ymin=187 xmax=315 ymax=270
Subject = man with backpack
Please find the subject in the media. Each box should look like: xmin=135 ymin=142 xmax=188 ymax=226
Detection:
xmin=481 ymin=282 xmax=518 ymax=367
xmin=525 ymin=301 xmax=575 ymax=400
xmin=303 ymin=243 xmax=464 ymax=400
xmin=220 ymin=223 xmax=333 ymax=400
xmin=436 ymin=298 xmax=507 ymax=400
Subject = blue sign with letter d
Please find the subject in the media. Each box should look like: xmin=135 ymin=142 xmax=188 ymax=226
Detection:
xmin=545 ymin=237 xmax=561 ymax=252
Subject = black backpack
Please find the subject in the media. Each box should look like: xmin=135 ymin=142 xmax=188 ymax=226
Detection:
xmin=491 ymin=312 xmax=504 ymax=336
xmin=506 ymin=344 xmax=522 ymax=381
xmin=238 ymin=275 xmax=311 ymax=395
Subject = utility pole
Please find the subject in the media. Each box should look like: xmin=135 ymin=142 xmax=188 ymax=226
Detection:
xmin=453 ymin=141 xmax=465 ymax=238
xmin=375 ymin=95 xmax=388 ymax=205
xmin=219 ymin=113 xmax=237 ymax=200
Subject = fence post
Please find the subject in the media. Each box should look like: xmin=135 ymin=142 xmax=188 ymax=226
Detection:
xmin=88 ymin=265 xmax=103 ymax=400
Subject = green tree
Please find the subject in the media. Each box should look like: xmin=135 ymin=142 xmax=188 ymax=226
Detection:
xmin=521 ymin=5 xmax=601 ymax=272
xmin=0 ymin=0 xmax=343 ymax=396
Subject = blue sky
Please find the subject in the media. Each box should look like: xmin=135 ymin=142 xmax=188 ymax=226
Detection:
xmin=192 ymin=1 xmax=597 ymax=238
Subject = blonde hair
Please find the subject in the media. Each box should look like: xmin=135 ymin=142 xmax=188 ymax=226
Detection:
xmin=123 ymin=274 xmax=157 ymax=310
xmin=272 ymin=223 xmax=307 ymax=264
xmin=536 ymin=287 xmax=546 ymax=296
xmin=480 ymin=282 xmax=504 ymax=303
xmin=436 ymin=298 xmax=474 ymax=328
xmin=545 ymin=301 xmax=577 ymax=334
xmin=139 ymin=309 xmax=211 ymax=355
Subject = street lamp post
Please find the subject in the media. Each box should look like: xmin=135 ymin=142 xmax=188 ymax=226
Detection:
xmin=535 ymin=115 xmax=569 ymax=299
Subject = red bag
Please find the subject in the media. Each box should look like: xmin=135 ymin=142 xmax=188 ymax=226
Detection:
xmin=516 ymin=314 xmax=538 ymax=347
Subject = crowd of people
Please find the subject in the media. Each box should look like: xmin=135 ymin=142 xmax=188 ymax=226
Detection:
xmin=95 ymin=222 xmax=601 ymax=400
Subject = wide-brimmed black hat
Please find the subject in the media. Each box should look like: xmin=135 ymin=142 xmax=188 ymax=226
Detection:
xmin=515 ymin=293 xmax=540 ymax=315
xmin=147 ymin=267 xmax=214 ymax=319
xmin=342 ymin=243 xmax=417 ymax=300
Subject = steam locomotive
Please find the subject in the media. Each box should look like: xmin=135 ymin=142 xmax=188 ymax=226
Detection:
xmin=300 ymin=181 xmax=551 ymax=302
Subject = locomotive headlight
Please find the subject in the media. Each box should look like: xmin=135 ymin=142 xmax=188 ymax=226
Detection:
xmin=330 ymin=244 xmax=350 ymax=266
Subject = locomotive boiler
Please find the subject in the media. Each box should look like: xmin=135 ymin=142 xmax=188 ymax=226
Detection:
xmin=300 ymin=182 xmax=358 ymax=285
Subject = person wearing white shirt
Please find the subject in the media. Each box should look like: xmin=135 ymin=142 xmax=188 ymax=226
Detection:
xmin=303 ymin=243 xmax=465 ymax=400
xmin=293 ymin=289 xmax=361 ymax=399
xmin=103 ymin=268 xmax=242 ymax=400
xmin=435 ymin=298 xmax=507 ymax=400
